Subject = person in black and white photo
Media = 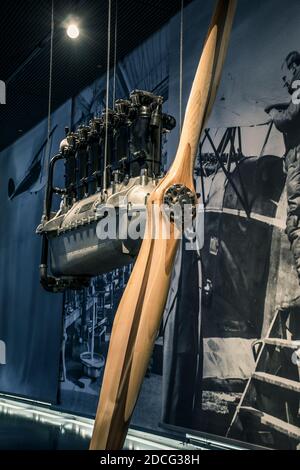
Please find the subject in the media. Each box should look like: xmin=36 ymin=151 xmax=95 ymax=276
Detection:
xmin=266 ymin=51 xmax=300 ymax=291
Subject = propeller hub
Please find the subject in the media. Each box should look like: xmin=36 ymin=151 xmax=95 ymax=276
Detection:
xmin=163 ymin=184 xmax=197 ymax=224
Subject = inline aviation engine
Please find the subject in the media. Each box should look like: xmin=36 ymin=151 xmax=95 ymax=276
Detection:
xmin=37 ymin=90 xmax=176 ymax=292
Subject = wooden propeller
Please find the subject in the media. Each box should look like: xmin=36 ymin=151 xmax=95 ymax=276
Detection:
xmin=90 ymin=0 xmax=237 ymax=450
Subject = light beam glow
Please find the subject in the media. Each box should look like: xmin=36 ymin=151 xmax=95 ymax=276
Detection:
xmin=67 ymin=24 xmax=80 ymax=39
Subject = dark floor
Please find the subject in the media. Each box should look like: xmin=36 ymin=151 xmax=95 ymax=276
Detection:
xmin=0 ymin=414 xmax=90 ymax=450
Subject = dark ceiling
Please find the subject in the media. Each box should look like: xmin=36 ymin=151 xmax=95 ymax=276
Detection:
xmin=0 ymin=0 xmax=190 ymax=152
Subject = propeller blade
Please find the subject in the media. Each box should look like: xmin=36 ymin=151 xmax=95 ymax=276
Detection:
xmin=90 ymin=0 xmax=236 ymax=450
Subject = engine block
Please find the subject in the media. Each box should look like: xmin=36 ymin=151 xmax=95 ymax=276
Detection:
xmin=37 ymin=90 xmax=176 ymax=291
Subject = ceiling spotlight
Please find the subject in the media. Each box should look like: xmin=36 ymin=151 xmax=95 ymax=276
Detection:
xmin=67 ymin=24 xmax=80 ymax=39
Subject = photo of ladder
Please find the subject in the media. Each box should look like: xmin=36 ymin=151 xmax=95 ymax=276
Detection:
xmin=227 ymin=304 xmax=300 ymax=450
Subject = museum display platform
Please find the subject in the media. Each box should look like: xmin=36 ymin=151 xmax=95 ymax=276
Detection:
xmin=0 ymin=394 xmax=257 ymax=450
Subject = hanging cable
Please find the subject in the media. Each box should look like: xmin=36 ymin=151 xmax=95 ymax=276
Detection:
xmin=179 ymin=0 xmax=184 ymax=134
xmin=47 ymin=1 xmax=54 ymax=143
xmin=103 ymin=0 xmax=112 ymax=192
xmin=43 ymin=0 xmax=54 ymax=218
xmin=112 ymin=0 xmax=118 ymax=108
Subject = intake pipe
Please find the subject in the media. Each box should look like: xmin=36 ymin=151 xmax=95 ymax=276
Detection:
xmin=40 ymin=153 xmax=65 ymax=292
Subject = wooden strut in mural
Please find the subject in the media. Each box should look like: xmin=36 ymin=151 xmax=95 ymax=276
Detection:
xmin=90 ymin=0 xmax=237 ymax=450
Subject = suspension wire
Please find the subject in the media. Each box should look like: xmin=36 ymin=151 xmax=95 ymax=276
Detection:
xmin=103 ymin=0 xmax=112 ymax=191
xmin=112 ymin=0 xmax=118 ymax=108
xmin=47 ymin=1 xmax=54 ymax=144
xmin=43 ymin=0 xmax=54 ymax=218
xmin=179 ymin=0 xmax=184 ymax=134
